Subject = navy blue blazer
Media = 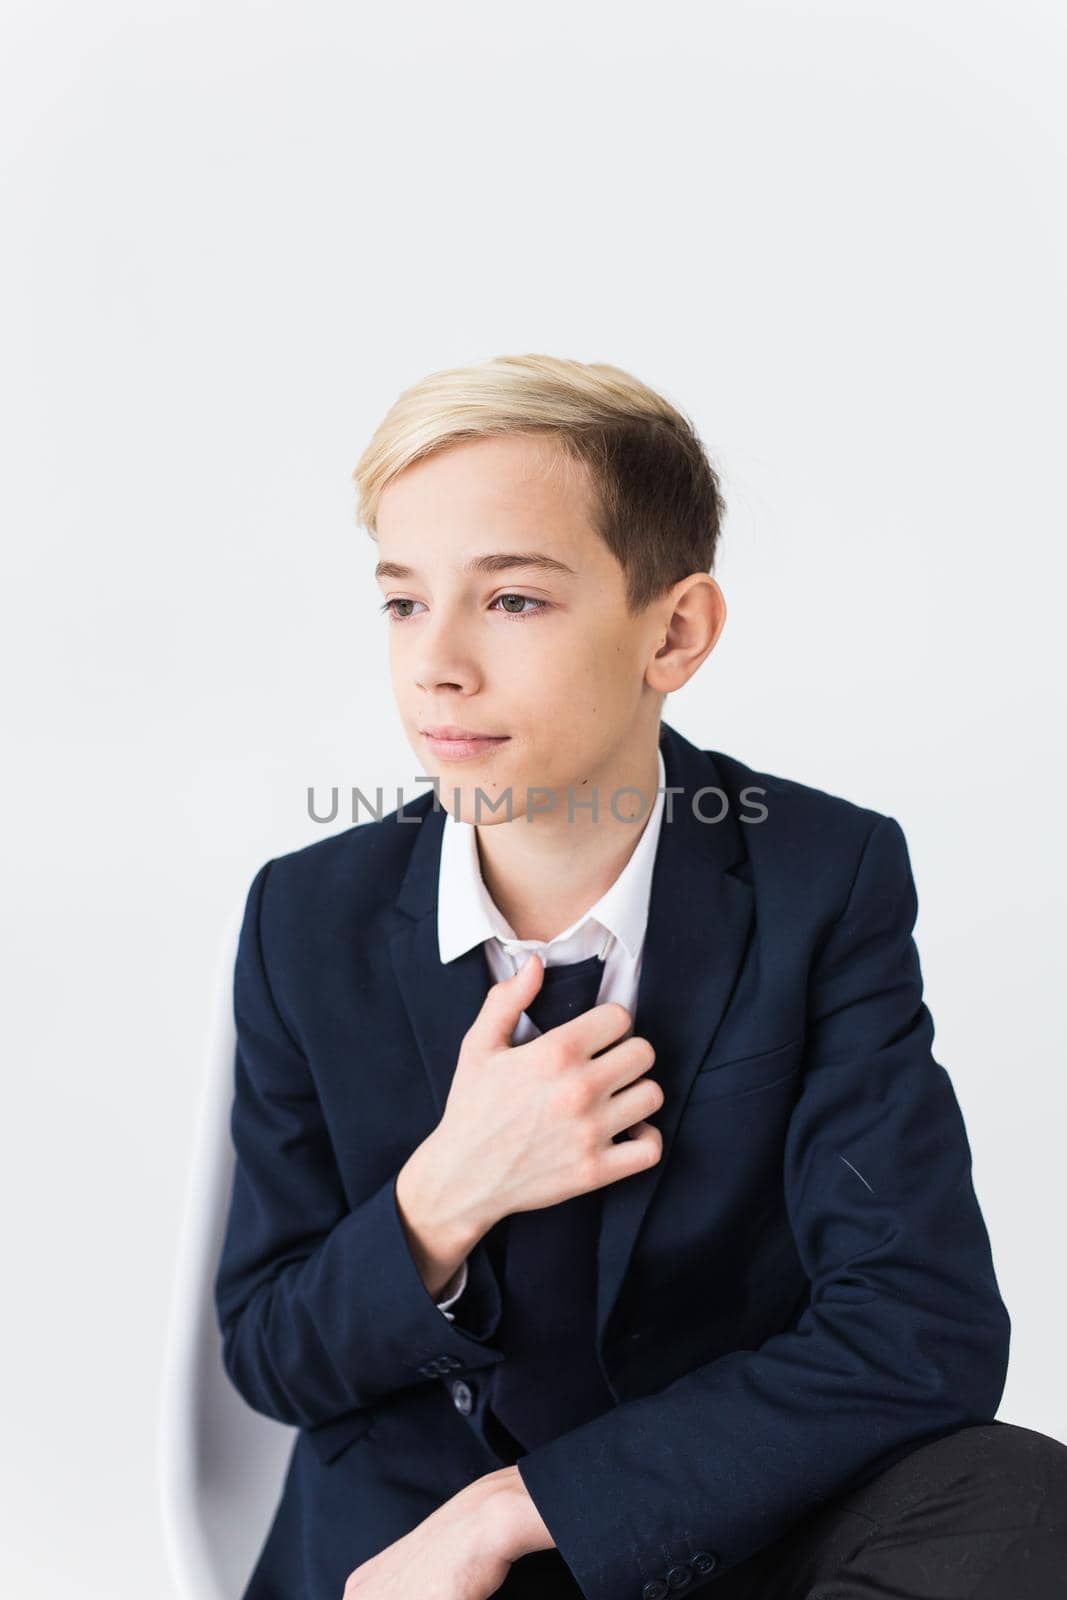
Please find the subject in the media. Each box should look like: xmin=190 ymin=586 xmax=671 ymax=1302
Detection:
xmin=214 ymin=719 xmax=1010 ymax=1600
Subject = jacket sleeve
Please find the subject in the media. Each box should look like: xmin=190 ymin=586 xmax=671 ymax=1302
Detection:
xmin=212 ymin=859 xmax=506 ymax=1458
xmin=515 ymin=815 xmax=1011 ymax=1600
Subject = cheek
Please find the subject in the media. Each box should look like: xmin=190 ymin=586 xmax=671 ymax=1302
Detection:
xmin=585 ymin=626 xmax=637 ymax=678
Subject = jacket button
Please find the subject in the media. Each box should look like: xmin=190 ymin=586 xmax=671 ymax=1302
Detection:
xmin=451 ymin=1379 xmax=473 ymax=1415
xmin=666 ymin=1566 xmax=692 ymax=1589
xmin=641 ymin=1582 xmax=669 ymax=1600
xmin=689 ymin=1551 xmax=718 ymax=1575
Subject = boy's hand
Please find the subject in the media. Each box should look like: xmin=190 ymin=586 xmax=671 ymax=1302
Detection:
xmin=341 ymin=1465 xmax=550 ymax=1599
xmin=412 ymin=952 xmax=664 ymax=1244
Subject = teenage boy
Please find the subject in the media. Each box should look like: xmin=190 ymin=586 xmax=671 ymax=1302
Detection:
xmin=214 ymin=354 xmax=1067 ymax=1600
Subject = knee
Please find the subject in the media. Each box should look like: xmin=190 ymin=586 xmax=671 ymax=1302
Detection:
xmin=960 ymin=1422 xmax=1067 ymax=1525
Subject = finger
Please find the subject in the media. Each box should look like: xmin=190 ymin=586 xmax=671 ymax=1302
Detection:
xmin=599 ymin=1118 xmax=662 ymax=1172
xmin=602 ymin=1079 xmax=664 ymax=1140
xmin=468 ymin=951 xmax=545 ymax=1050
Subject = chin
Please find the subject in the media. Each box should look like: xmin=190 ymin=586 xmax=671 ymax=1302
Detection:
xmin=440 ymin=767 xmax=528 ymax=825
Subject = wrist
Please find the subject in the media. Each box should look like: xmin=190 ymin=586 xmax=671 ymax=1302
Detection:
xmin=396 ymin=1136 xmax=485 ymax=1290
xmin=478 ymin=1465 xmax=556 ymax=1560
xmin=424 ymin=1126 xmax=499 ymax=1245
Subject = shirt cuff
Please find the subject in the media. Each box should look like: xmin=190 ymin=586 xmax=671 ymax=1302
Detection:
xmin=434 ymin=1256 xmax=469 ymax=1320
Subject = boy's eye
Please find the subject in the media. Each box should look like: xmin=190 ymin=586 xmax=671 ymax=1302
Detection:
xmin=378 ymin=594 xmax=550 ymax=622
xmin=493 ymin=593 xmax=547 ymax=617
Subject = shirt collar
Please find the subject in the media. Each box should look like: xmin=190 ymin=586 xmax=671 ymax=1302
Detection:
xmin=437 ymin=744 xmax=667 ymax=965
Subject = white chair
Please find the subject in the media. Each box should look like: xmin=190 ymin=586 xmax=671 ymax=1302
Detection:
xmin=158 ymin=899 xmax=298 ymax=1600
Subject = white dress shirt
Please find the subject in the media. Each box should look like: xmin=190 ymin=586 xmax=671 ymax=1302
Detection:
xmin=431 ymin=745 xmax=667 ymax=1319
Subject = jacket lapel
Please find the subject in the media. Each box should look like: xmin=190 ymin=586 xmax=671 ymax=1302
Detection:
xmin=386 ymin=721 xmax=754 ymax=1352
xmin=387 ymin=805 xmax=491 ymax=1126
xmin=595 ymin=722 xmax=754 ymax=1344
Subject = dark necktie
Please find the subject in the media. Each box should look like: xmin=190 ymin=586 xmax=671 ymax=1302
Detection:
xmin=488 ymin=951 xmax=618 ymax=1453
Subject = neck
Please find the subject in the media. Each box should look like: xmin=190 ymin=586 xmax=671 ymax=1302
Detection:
xmin=473 ymin=727 xmax=662 ymax=944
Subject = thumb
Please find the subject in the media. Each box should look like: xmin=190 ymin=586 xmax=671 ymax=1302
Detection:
xmin=475 ymin=951 xmax=545 ymax=1049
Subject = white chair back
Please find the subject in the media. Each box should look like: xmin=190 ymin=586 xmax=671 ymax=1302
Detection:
xmin=158 ymin=899 xmax=297 ymax=1600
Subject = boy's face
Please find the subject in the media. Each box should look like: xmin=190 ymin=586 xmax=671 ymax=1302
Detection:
xmin=373 ymin=433 xmax=670 ymax=823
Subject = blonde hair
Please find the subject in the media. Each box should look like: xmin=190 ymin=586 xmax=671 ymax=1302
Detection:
xmin=352 ymin=352 xmax=726 ymax=614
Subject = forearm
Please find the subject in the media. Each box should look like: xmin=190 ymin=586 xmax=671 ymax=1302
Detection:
xmin=216 ymin=1167 xmax=507 ymax=1434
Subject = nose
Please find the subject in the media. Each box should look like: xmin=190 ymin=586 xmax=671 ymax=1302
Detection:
xmin=409 ymin=609 xmax=481 ymax=696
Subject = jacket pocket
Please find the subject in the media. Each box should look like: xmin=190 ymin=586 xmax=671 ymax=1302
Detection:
xmin=684 ymin=1035 xmax=803 ymax=1106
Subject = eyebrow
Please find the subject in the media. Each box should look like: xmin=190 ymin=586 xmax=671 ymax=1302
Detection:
xmin=373 ymin=551 xmax=579 ymax=583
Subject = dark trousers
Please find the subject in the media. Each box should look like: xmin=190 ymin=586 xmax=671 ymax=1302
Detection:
xmin=499 ymin=1421 xmax=1067 ymax=1599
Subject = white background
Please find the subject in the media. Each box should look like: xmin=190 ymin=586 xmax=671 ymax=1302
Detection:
xmin=2 ymin=1 xmax=1065 ymax=1594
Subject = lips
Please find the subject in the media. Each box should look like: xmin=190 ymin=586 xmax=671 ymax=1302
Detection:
xmin=420 ymin=728 xmax=511 ymax=763
xmin=420 ymin=724 xmax=507 ymax=740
